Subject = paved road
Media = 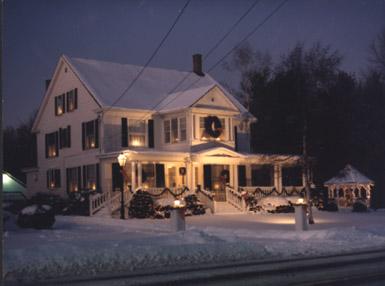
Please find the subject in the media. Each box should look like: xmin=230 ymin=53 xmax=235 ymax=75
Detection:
xmin=7 ymin=247 xmax=385 ymax=286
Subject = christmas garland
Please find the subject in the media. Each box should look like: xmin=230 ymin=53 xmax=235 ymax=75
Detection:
xmin=131 ymin=186 xmax=190 ymax=198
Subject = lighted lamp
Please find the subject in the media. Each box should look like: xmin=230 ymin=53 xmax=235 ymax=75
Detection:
xmin=214 ymin=183 xmax=220 ymax=190
xmin=117 ymin=153 xmax=127 ymax=220
xmin=297 ymin=198 xmax=305 ymax=205
xmin=173 ymin=199 xmax=185 ymax=208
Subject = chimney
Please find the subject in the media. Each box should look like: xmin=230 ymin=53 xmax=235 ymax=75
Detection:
xmin=193 ymin=54 xmax=204 ymax=76
xmin=45 ymin=79 xmax=51 ymax=91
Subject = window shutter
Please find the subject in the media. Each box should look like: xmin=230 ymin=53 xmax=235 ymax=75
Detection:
xmin=45 ymin=134 xmax=49 ymax=158
xmin=234 ymin=126 xmax=238 ymax=152
xmin=66 ymin=168 xmax=70 ymax=193
xmin=82 ymin=166 xmax=87 ymax=189
xmin=55 ymin=169 xmax=61 ymax=188
xmin=112 ymin=163 xmax=123 ymax=192
xmin=74 ymin=88 xmax=78 ymax=109
xmin=148 ymin=119 xmax=154 ymax=148
xmin=155 ymin=164 xmax=165 ymax=188
xmin=67 ymin=126 xmax=71 ymax=148
xmin=82 ymin=122 xmax=86 ymax=150
xmin=62 ymin=94 xmax=66 ymax=114
xmin=54 ymin=97 xmax=58 ymax=116
xmin=96 ymin=163 xmax=100 ymax=192
xmin=59 ymin=128 xmax=63 ymax=149
xmin=46 ymin=170 xmax=50 ymax=188
xmin=121 ymin=118 xmax=128 ymax=147
xmin=77 ymin=167 xmax=82 ymax=191
xmin=66 ymin=92 xmax=70 ymax=112
xmin=238 ymin=165 xmax=246 ymax=187
xmin=203 ymin=165 xmax=212 ymax=190
xmin=55 ymin=131 xmax=59 ymax=156
xmin=94 ymin=119 xmax=99 ymax=148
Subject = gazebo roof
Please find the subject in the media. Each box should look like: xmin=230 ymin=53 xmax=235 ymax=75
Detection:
xmin=324 ymin=164 xmax=374 ymax=186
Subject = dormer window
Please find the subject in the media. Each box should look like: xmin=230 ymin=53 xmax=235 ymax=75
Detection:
xmin=82 ymin=119 xmax=99 ymax=150
xmin=55 ymin=94 xmax=65 ymax=116
xmin=66 ymin=88 xmax=78 ymax=112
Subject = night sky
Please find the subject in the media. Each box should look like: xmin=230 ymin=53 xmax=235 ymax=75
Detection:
xmin=4 ymin=0 xmax=385 ymax=126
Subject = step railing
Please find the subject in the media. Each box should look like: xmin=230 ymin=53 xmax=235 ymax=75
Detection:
xmin=109 ymin=191 xmax=132 ymax=213
xmin=89 ymin=190 xmax=132 ymax=216
xmin=225 ymin=185 xmax=246 ymax=212
xmin=196 ymin=187 xmax=216 ymax=214
xmin=89 ymin=192 xmax=109 ymax=216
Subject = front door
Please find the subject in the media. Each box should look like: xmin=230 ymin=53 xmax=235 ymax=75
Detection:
xmin=203 ymin=164 xmax=229 ymax=201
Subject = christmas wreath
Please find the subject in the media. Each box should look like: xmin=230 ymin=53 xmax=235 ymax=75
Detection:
xmin=204 ymin=116 xmax=223 ymax=138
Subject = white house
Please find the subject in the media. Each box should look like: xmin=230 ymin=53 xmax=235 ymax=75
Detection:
xmin=25 ymin=54 xmax=306 ymax=214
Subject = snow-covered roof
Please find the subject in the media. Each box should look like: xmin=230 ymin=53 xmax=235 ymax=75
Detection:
xmin=65 ymin=56 xmax=249 ymax=114
xmin=324 ymin=164 xmax=374 ymax=186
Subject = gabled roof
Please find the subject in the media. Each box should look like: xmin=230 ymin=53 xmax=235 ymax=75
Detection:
xmin=324 ymin=164 xmax=374 ymax=186
xmin=65 ymin=56 xmax=250 ymax=114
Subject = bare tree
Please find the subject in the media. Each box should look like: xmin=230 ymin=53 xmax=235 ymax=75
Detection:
xmin=370 ymin=28 xmax=385 ymax=77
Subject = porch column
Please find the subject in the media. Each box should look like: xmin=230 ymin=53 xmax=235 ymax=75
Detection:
xmin=137 ymin=162 xmax=142 ymax=188
xmin=191 ymin=163 xmax=196 ymax=191
xmin=233 ymin=164 xmax=238 ymax=191
xmin=246 ymin=165 xmax=252 ymax=186
xmin=131 ymin=161 xmax=136 ymax=190
xmin=274 ymin=164 xmax=282 ymax=192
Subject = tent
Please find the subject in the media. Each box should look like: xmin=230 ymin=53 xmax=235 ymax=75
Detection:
xmin=324 ymin=164 xmax=374 ymax=206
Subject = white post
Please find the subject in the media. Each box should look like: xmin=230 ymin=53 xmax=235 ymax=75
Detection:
xmin=131 ymin=161 xmax=136 ymax=190
xmin=274 ymin=165 xmax=281 ymax=192
xmin=170 ymin=208 xmax=186 ymax=232
xmin=294 ymin=205 xmax=308 ymax=231
xmin=137 ymin=162 xmax=142 ymax=189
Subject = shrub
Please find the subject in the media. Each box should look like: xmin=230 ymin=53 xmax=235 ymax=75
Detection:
xmin=184 ymin=194 xmax=205 ymax=216
xmin=325 ymin=201 xmax=338 ymax=212
xmin=17 ymin=204 xmax=55 ymax=229
xmin=30 ymin=193 xmax=68 ymax=214
xmin=128 ymin=190 xmax=155 ymax=218
xmin=352 ymin=201 xmax=368 ymax=212
xmin=272 ymin=205 xmax=295 ymax=213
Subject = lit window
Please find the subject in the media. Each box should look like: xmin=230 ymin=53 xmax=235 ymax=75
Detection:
xmin=142 ymin=164 xmax=155 ymax=187
xmin=55 ymin=94 xmax=65 ymax=116
xmin=66 ymin=88 xmax=78 ymax=112
xmin=200 ymin=117 xmax=207 ymax=140
xmin=179 ymin=118 xmax=186 ymax=141
xmin=47 ymin=169 xmax=60 ymax=189
xmin=82 ymin=119 xmax=98 ymax=149
xmin=219 ymin=118 xmax=226 ymax=141
xmin=66 ymin=167 xmax=81 ymax=193
xmin=164 ymin=120 xmax=171 ymax=143
xmin=128 ymin=119 xmax=145 ymax=147
xmin=83 ymin=164 xmax=99 ymax=191
xmin=45 ymin=131 xmax=59 ymax=158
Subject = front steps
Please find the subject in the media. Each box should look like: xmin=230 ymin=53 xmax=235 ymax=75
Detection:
xmin=214 ymin=201 xmax=243 ymax=214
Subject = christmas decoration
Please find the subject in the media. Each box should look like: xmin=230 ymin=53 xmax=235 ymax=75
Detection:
xmin=17 ymin=204 xmax=55 ymax=229
xmin=128 ymin=190 xmax=155 ymax=218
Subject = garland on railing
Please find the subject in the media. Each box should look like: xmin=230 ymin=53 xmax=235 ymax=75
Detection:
xmin=196 ymin=188 xmax=215 ymax=200
xmin=282 ymin=187 xmax=305 ymax=196
xmin=130 ymin=186 xmax=190 ymax=198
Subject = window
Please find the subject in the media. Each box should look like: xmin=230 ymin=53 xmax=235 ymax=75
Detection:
xmin=47 ymin=169 xmax=61 ymax=189
xmin=59 ymin=126 xmax=71 ymax=149
xmin=251 ymin=165 xmax=274 ymax=186
xmin=83 ymin=164 xmax=99 ymax=191
xmin=45 ymin=131 xmax=59 ymax=158
xmin=179 ymin=117 xmax=186 ymax=141
xmin=128 ymin=119 xmax=145 ymax=147
xmin=164 ymin=120 xmax=171 ymax=143
xmin=282 ymin=166 xmax=303 ymax=186
xmin=55 ymin=94 xmax=65 ymax=116
xmin=82 ymin=119 xmax=99 ymax=150
xmin=66 ymin=88 xmax=78 ymax=112
xmin=142 ymin=163 xmax=155 ymax=188
xmin=171 ymin=118 xmax=178 ymax=143
xmin=66 ymin=167 xmax=81 ymax=193
xmin=200 ymin=116 xmax=227 ymax=141
xmin=200 ymin=117 xmax=207 ymax=140
xmin=219 ymin=118 xmax=226 ymax=140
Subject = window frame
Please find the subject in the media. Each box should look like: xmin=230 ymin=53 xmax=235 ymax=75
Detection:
xmin=66 ymin=88 xmax=78 ymax=112
xmin=45 ymin=131 xmax=59 ymax=158
xmin=128 ymin=119 xmax=146 ymax=147
xmin=82 ymin=119 xmax=99 ymax=150
xmin=55 ymin=94 xmax=66 ymax=116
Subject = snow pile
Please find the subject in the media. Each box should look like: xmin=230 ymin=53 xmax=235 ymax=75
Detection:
xmin=257 ymin=196 xmax=290 ymax=212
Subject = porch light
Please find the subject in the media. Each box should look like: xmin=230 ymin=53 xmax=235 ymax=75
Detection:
xmin=118 ymin=153 xmax=127 ymax=168
xmin=143 ymin=183 xmax=149 ymax=190
xmin=91 ymin=183 xmax=96 ymax=191
xmin=214 ymin=183 xmax=220 ymax=190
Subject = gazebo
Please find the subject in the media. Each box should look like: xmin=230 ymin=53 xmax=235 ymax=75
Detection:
xmin=324 ymin=164 xmax=374 ymax=207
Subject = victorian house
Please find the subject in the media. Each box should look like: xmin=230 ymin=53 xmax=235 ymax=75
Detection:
xmin=24 ymin=54 xmax=305 ymax=214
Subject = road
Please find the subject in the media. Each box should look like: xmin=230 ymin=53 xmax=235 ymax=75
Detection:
xmin=6 ymin=247 xmax=385 ymax=286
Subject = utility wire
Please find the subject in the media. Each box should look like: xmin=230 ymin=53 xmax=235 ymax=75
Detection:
xmin=104 ymin=0 xmax=191 ymax=113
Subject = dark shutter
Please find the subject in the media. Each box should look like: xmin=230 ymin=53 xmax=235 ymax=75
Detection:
xmin=82 ymin=122 xmax=86 ymax=150
xmin=96 ymin=164 xmax=100 ymax=192
xmin=112 ymin=163 xmax=123 ymax=192
xmin=67 ymin=126 xmax=71 ymax=148
xmin=62 ymin=94 xmax=66 ymax=114
xmin=54 ymin=97 xmax=58 ymax=116
xmin=203 ymin=165 xmax=212 ymax=190
xmin=77 ymin=167 xmax=82 ymax=191
xmin=155 ymin=164 xmax=165 ymax=188
xmin=46 ymin=170 xmax=50 ymax=188
xmin=45 ymin=134 xmax=49 ymax=158
xmin=59 ymin=128 xmax=63 ymax=149
xmin=82 ymin=166 xmax=86 ymax=189
xmin=148 ymin=119 xmax=154 ymax=148
xmin=66 ymin=92 xmax=70 ymax=112
xmin=55 ymin=169 xmax=61 ymax=187
xmin=238 ymin=165 xmax=246 ymax=187
xmin=121 ymin=118 xmax=128 ymax=147
xmin=74 ymin=88 xmax=78 ymax=109
xmin=94 ymin=119 xmax=99 ymax=148
xmin=66 ymin=168 xmax=70 ymax=193
xmin=234 ymin=126 xmax=238 ymax=152
xmin=55 ymin=131 xmax=59 ymax=156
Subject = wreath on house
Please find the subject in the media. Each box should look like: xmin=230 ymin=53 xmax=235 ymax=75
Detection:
xmin=204 ymin=116 xmax=223 ymax=138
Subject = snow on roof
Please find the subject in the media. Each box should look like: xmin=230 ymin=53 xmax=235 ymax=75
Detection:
xmin=324 ymin=164 xmax=374 ymax=186
xmin=65 ymin=56 xmax=249 ymax=114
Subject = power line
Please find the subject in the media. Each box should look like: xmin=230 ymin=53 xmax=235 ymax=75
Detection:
xmin=104 ymin=0 xmax=191 ymax=113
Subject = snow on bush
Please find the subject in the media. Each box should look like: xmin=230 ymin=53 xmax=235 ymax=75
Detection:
xmin=257 ymin=196 xmax=290 ymax=212
xmin=17 ymin=204 xmax=55 ymax=229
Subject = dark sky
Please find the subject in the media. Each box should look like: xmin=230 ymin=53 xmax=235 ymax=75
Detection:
xmin=4 ymin=0 xmax=385 ymax=127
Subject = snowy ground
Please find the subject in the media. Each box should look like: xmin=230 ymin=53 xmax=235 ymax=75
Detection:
xmin=4 ymin=209 xmax=385 ymax=282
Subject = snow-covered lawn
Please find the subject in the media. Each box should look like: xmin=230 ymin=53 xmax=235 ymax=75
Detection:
xmin=4 ymin=209 xmax=385 ymax=282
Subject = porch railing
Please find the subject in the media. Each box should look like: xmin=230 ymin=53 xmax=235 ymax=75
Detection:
xmin=196 ymin=187 xmax=216 ymax=214
xmin=226 ymin=185 xmax=246 ymax=211
xmin=89 ymin=192 xmax=109 ymax=216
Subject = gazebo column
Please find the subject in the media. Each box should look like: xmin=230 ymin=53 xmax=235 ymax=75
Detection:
xmin=274 ymin=164 xmax=282 ymax=192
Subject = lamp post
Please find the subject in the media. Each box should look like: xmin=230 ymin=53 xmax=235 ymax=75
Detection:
xmin=117 ymin=153 xmax=127 ymax=220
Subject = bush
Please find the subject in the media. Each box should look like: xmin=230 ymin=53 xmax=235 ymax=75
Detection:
xmin=17 ymin=204 xmax=55 ymax=229
xmin=30 ymin=193 xmax=68 ymax=214
xmin=325 ymin=201 xmax=338 ymax=212
xmin=271 ymin=205 xmax=295 ymax=213
xmin=352 ymin=201 xmax=368 ymax=212
xmin=184 ymin=194 xmax=205 ymax=216
xmin=128 ymin=190 xmax=155 ymax=218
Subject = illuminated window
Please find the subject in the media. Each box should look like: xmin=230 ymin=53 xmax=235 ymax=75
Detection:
xmin=45 ymin=131 xmax=59 ymax=158
xmin=128 ymin=119 xmax=145 ymax=147
xmin=164 ymin=120 xmax=171 ymax=143
xmin=83 ymin=164 xmax=99 ymax=191
xmin=200 ymin=116 xmax=226 ymax=141
xmin=82 ymin=119 xmax=99 ymax=150
xmin=55 ymin=94 xmax=65 ymax=116
xmin=200 ymin=117 xmax=207 ymax=140
xmin=142 ymin=164 xmax=155 ymax=188
xmin=47 ymin=169 xmax=60 ymax=189
xmin=66 ymin=167 xmax=81 ymax=193
xmin=66 ymin=88 xmax=78 ymax=112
